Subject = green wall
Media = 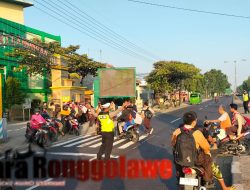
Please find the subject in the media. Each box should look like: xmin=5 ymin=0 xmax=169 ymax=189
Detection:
xmin=0 ymin=17 xmax=61 ymax=110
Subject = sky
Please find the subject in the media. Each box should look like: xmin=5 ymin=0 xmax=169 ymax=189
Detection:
xmin=24 ymin=0 xmax=250 ymax=89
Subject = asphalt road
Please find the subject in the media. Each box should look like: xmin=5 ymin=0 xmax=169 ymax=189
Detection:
xmin=1 ymin=96 xmax=234 ymax=190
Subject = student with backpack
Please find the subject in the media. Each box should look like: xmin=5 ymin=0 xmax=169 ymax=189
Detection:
xmin=141 ymin=101 xmax=154 ymax=135
xmin=172 ymin=111 xmax=235 ymax=190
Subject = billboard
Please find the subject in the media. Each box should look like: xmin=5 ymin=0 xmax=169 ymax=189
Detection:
xmin=99 ymin=68 xmax=136 ymax=97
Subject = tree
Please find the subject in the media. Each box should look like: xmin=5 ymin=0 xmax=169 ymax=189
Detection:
xmin=5 ymin=39 xmax=105 ymax=79
xmin=238 ymin=76 xmax=250 ymax=93
xmin=184 ymin=74 xmax=205 ymax=93
xmin=203 ymin=69 xmax=230 ymax=97
xmin=146 ymin=61 xmax=201 ymax=105
xmin=5 ymin=77 xmax=26 ymax=120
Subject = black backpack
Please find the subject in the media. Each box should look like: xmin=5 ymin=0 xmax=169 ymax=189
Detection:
xmin=144 ymin=107 xmax=153 ymax=119
xmin=174 ymin=127 xmax=197 ymax=167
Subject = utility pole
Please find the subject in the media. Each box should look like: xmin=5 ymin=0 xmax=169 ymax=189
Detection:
xmin=99 ymin=49 xmax=102 ymax=62
xmin=224 ymin=59 xmax=246 ymax=103
xmin=234 ymin=60 xmax=237 ymax=93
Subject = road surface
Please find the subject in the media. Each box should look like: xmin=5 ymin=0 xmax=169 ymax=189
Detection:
xmin=1 ymin=96 xmax=235 ymax=190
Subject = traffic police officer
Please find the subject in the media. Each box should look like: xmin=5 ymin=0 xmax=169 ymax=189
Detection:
xmin=96 ymin=102 xmax=126 ymax=160
xmin=243 ymin=90 xmax=249 ymax=114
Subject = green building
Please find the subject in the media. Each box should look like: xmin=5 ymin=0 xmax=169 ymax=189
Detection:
xmin=0 ymin=0 xmax=61 ymax=117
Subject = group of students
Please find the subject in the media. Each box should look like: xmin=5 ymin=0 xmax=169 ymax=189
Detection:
xmin=171 ymin=102 xmax=250 ymax=190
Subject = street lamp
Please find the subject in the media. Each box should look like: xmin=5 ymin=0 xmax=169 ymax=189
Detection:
xmin=224 ymin=59 xmax=246 ymax=93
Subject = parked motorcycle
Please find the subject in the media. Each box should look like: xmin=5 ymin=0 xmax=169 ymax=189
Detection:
xmin=204 ymin=121 xmax=250 ymax=155
xmin=116 ymin=121 xmax=139 ymax=143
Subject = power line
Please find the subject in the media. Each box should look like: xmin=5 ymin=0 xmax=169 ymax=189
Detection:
xmin=0 ymin=20 xmax=93 ymax=69
xmin=33 ymin=0 xmax=156 ymax=62
xmin=42 ymin=0 xmax=155 ymax=62
xmin=61 ymin=0 xmax=161 ymax=60
xmin=128 ymin=0 xmax=250 ymax=19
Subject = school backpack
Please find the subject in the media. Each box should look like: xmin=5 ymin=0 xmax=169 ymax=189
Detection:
xmin=243 ymin=116 xmax=250 ymax=129
xmin=144 ymin=108 xmax=153 ymax=119
xmin=174 ymin=127 xmax=197 ymax=167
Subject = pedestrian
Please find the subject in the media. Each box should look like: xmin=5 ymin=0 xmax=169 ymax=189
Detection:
xmin=86 ymin=103 xmax=96 ymax=127
xmin=49 ymin=102 xmax=56 ymax=118
xmin=110 ymin=101 xmax=116 ymax=112
xmin=141 ymin=101 xmax=154 ymax=134
xmin=243 ymin=90 xmax=249 ymax=114
xmin=96 ymin=102 xmax=127 ymax=160
xmin=80 ymin=103 xmax=88 ymax=123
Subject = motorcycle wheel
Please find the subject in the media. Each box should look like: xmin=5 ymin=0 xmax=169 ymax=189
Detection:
xmin=131 ymin=129 xmax=139 ymax=143
xmin=237 ymin=142 xmax=249 ymax=155
xmin=49 ymin=131 xmax=58 ymax=142
xmin=74 ymin=128 xmax=80 ymax=136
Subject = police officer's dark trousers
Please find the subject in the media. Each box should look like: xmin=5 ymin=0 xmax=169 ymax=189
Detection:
xmin=97 ymin=132 xmax=114 ymax=160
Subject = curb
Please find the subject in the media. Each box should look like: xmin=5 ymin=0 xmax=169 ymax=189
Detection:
xmin=231 ymin=156 xmax=244 ymax=189
xmin=154 ymin=99 xmax=212 ymax=115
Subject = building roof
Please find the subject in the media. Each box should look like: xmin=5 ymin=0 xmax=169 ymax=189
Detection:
xmin=0 ymin=0 xmax=33 ymax=7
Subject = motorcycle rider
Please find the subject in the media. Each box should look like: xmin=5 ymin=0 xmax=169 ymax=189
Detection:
xmin=205 ymin=105 xmax=231 ymax=130
xmin=117 ymin=103 xmax=136 ymax=136
xmin=60 ymin=105 xmax=71 ymax=133
xmin=226 ymin=103 xmax=246 ymax=140
xmin=172 ymin=111 xmax=235 ymax=190
xmin=30 ymin=108 xmax=47 ymax=138
xmin=205 ymin=105 xmax=231 ymax=148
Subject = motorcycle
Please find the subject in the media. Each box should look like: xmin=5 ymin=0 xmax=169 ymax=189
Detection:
xmin=204 ymin=121 xmax=250 ymax=155
xmin=25 ymin=120 xmax=58 ymax=146
xmin=116 ymin=121 xmax=139 ymax=143
xmin=179 ymin=166 xmax=214 ymax=190
xmin=68 ymin=116 xmax=80 ymax=136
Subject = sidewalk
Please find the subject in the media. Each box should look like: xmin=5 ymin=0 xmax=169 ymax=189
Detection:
xmin=153 ymin=98 xmax=211 ymax=114
xmin=230 ymin=97 xmax=250 ymax=190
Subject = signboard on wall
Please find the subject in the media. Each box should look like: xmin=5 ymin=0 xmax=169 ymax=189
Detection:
xmin=99 ymin=68 xmax=136 ymax=97
xmin=22 ymin=98 xmax=31 ymax=109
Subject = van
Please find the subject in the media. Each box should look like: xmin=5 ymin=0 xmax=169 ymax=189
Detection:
xmin=189 ymin=93 xmax=202 ymax=105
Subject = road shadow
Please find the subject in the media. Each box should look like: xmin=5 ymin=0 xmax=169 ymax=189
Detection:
xmin=137 ymin=140 xmax=177 ymax=190
xmin=99 ymin=176 xmax=125 ymax=190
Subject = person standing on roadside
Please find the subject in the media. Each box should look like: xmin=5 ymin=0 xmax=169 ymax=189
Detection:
xmin=243 ymin=90 xmax=249 ymax=114
xmin=141 ymin=101 xmax=154 ymax=135
xmin=95 ymin=102 xmax=127 ymax=160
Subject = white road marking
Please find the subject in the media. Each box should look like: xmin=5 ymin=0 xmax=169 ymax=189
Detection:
xmin=25 ymin=178 xmax=53 ymax=190
xmin=113 ymin=138 xmax=127 ymax=146
xmin=118 ymin=135 xmax=147 ymax=149
xmin=76 ymin=137 xmax=101 ymax=147
xmin=64 ymin=136 xmax=100 ymax=147
xmin=89 ymin=137 xmax=118 ymax=148
xmin=170 ymin=118 xmax=181 ymax=124
xmin=133 ymin=135 xmax=155 ymax=149
xmin=89 ymin=155 xmax=119 ymax=161
xmin=43 ymin=152 xmax=97 ymax=157
xmin=51 ymin=136 xmax=86 ymax=147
